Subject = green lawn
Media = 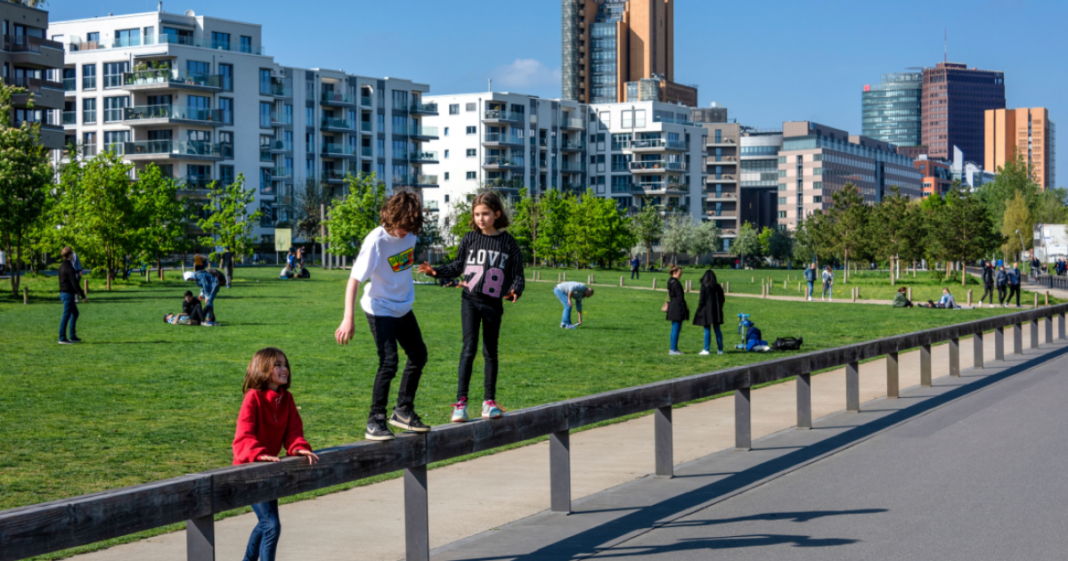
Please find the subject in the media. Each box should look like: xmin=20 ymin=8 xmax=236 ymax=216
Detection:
xmin=527 ymin=265 xmax=1058 ymax=305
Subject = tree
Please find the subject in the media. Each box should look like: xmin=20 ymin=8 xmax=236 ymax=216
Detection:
xmin=534 ymin=189 xmax=570 ymax=266
xmin=0 ymin=81 xmax=53 ymax=296
xmin=690 ymin=220 xmax=721 ymax=265
xmin=825 ymin=183 xmax=870 ymax=282
xmin=928 ymin=186 xmax=1004 ymax=285
xmin=1000 ymin=191 xmax=1033 ymax=259
xmin=628 ymin=204 xmax=662 ymax=266
xmin=134 ymin=164 xmax=191 ymax=279
xmin=660 ymin=215 xmax=694 ymax=265
xmin=320 ymin=173 xmax=386 ymax=258
xmin=198 ymin=173 xmax=262 ymax=266
xmin=766 ymin=228 xmax=794 ymax=265
xmin=1033 ymin=187 xmax=1067 ymax=225
xmin=870 ymin=186 xmax=914 ymax=284
xmin=731 ymin=222 xmax=761 ymax=267
xmin=292 ymin=179 xmax=332 ymax=246
xmin=510 ymin=188 xmax=543 ymax=264
xmin=975 ymin=150 xmax=1040 ymax=233
xmin=792 ymin=218 xmax=818 ymax=265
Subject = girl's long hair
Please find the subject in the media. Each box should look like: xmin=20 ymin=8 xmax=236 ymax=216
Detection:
xmin=701 ymin=269 xmax=718 ymax=288
xmin=468 ymin=191 xmax=511 ymax=230
xmin=243 ymin=347 xmax=291 ymax=393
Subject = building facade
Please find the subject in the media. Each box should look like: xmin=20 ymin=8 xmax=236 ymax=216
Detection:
xmin=696 ymin=121 xmax=739 ymax=245
xmin=1 ymin=1 xmax=64 ymax=148
xmin=739 ymin=129 xmax=783 ymax=236
xmin=51 ymin=9 xmax=434 ymax=240
xmin=912 ymin=155 xmax=953 ymax=197
xmin=777 ymin=121 xmax=923 ymax=230
xmin=561 ymin=0 xmax=695 ymax=106
xmin=921 ymin=62 xmax=1005 ymax=168
xmin=421 ymin=93 xmax=707 ymax=229
xmin=985 ymin=107 xmax=1056 ymax=189
xmin=861 ymin=72 xmax=921 ymax=149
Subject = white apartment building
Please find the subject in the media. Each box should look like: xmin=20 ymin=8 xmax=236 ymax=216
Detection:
xmin=422 ymin=93 xmax=706 ymax=230
xmin=51 ymin=8 xmax=435 ymax=242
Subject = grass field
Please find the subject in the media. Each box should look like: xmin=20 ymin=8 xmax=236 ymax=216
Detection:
xmin=527 ymin=265 xmax=1058 ymax=305
xmin=0 ymin=264 xmax=1028 ymax=520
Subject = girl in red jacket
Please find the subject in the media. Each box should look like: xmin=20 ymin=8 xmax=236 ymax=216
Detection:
xmin=233 ymin=347 xmax=319 ymax=561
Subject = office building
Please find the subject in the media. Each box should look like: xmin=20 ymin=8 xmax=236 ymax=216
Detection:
xmin=562 ymin=0 xmax=696 ymax=106
xmin=861 ymin=72 xmax=921 ymax=149
xmin=738 ymin=129 xmax=783 ymax=236
xmin=777 ymin=121 xmax=923 ymax=230
xmin=951 ymin=146 xmax=994 ymax=189
xmin=1 ymin=1 xmax=64 ymax=149
xmin=922 ymin=62 xmax=1005 ymax=167
xmin=51 ymin=8 xmax=434 ymax=241
xmin=985 ymin=107 xmax=1056 ymax=189
xmin=912 ymin=155 xmax=953 ymax=197
xmin=421 ymin=93 xmax=707 ymax=227
xmin=690 ymin=102 xmax=727 ymax=125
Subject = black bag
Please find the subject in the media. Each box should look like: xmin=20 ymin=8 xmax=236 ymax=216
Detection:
xmin=772 ymin=337 xmax=803 ymax=351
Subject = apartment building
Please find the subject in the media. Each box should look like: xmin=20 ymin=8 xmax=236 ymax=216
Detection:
xmin=1 ymin=1 xmax=64 ymax=148
xmin=51 ymin=8 xmax=434 ymax=241
xmin=985 ymin=107 xmax=1056 ymax=189
xmin=738 ymin=129 xmax=783 ymax=235
xmin=697 ymin=121 xmax=739 ymax=244
xmin=421 ymin=93 xmax=706 ymax=228
xmin=777 ymin=121 xmax=923 ymax=230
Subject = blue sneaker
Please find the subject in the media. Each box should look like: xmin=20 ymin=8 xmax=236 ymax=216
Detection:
xmin=566 ymin=324 xmax=577 ymax=330
xmin=482 ymin=400 xmax=505 ymax=419
xmin=451 ymin=397 xmax=469 ymax=423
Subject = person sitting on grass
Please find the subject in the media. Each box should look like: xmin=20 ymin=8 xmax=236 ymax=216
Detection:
xmin=182 ymin=290 xmax=217 ymax=325
xmin=918 ymin=288 xmax=958 ymax=309
xmin=892 ymin=286 xmax=914 ymax=308
xmin=279 ymin=264 xmax=294 ymax=280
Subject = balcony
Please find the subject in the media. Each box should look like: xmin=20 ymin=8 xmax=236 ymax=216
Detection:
xmin=123 ymin=69 xmax=223 ymax=92
xmin=260 ymin=148 xmax=273 ymax=162
xmin=409 ymin=101 xmax=438 ymax=115
xmin=182 ymin=177 xmax=214 ymax=192
xmin=272 ymin=168 xmax=293 ymax=180
xmin=414 ymin=175 xmax=438 ymax=187
xmin=483 ymin=109 xmax=524 ymax=123
xmin=409 ymin=126 xmax=438 ymax=139
xmin=410 ymin=151 xmax=439 ymax=164
xmin=359 ymin=121 xmax=373 ymax=133
xmin=62 ymin=111 xmax=76 ymax=125
xmin=705 ymin=192 xmax=737 ymax=201
xmin=707 ymin=138 xmax=737 ymax=146
xmin=270 ymin=112 xmax=293 ymax=127
xmin=266 ymin=78 xmax=292 ymax=98
xmin=123 ymin=105 xmax=227 ymax=126
xmin=483 ymin=156 xmax=524 ymax=169
xmin=562 ymin=118 xmax=585 ymax=131
xmin=68 ymin=34 xmax=267 ymax=55
xmin=653 ymin=115 xmax=696 ymax=126
xmin=321 ymin=90 xmax=356 ymax=106
xmin=484 ymin=133 xmax=524 ymax=147
xmin=124 ymin=140 xmax=230 ymax=161
xmin=485 ymin=177 xmax=524 ymax=190
xmin=270 ymin=140 xmax=292 ymax=153
xmin=707 ymin=211 xmax=738 ymax=220
xmin=561 ymin=161 xmax=586 ymax=173
xmin=706 ymin=174 xmax=737 ymax=183
xmin=562 ymin=183 xmax=586 ymax=193
xmin=632 ymin=180 xmax=687 ymax=195
xmin=424 ymin=201 xmax=440 ymax=213
xmin=63 ymin=77 xmax=76 ymax=92
xmin=321 ymin=143 xmax=357 ymax=158
xmin=321 ymin=118 xmax=355 ymax=131
xmin=630 ymin=161 xmax=687 ymax=174
xmin=560 ymin=139 xmax=586 ymax=152
xmin=627 ymin=138 xmax=687 ymax=152
xmin=2 ymin=35 xmax=63 ymax=69
xmin=360 ymin=95 xmax=373 ymax=108
xmin=5 ymin=76 xmax=63 ymax=109
xmin=361 ymin=146 xmax=373 ymax=158
xmin=322 ymin=169 xmax=347 ymax=183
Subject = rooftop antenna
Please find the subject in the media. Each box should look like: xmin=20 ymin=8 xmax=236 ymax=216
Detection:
xmin=488 ymin=78 xmax=492 ymax=92
xmin=944 ymin=28 xmax=947 ymax=63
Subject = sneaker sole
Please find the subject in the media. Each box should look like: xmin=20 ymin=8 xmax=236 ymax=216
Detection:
xmin=388 ymin=419 xmax=431 ymax=432
xmin=364 ymin=432 xmax=395 ymax=441
xmin=451 ymin=417 xmax=468 ymax=423
xmin=481 ymin=413 xmax=504 ymax=419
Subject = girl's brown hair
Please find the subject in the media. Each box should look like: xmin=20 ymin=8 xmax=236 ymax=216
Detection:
xmin=380 ymin=190 xmax=424 ymax=235
xmin=243 ymin=347 xmax=291 ymax=393
xmin=669 ymin=265 xmax=682 ymax=276
xmin=468 ymin=191 xmax=510 ymax=230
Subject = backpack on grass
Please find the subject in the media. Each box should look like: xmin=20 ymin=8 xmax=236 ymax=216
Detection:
xmin=772 ymin=337 xmax=803 ymax=351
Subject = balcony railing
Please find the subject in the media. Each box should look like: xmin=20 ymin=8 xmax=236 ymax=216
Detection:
xmin=484 ymin=156 xmax=524 ymax=167
xmin=124 ymin=105 xmax=227 ymax=124
xmin=82 ymin=76 xmax=96 ymax=90
xmin=409 ymin=126 xmax=438 ymax=138
xmin=124 ymin=140 xmax=230 ymax=158
xmin=321 ymin=143 xmax=356 ymax=156
xmin=67 ymin=33 xmax=266 ymax=55
xmin=321 ymin=90 xmax=355 ymax=104
xmin=484 ymin=133 xmax=523 ymax=144
xmin=360 ymin=95 xmax=372 ymax=107
xmin=270 ymin=112 xmax=293 ymax=126
xmin=272 ymin=168 xmax=293 ymax=179
xmin=266 ymin=79 xmax=292 ymax=97
xmin=361 ymin=147 xmax=373 ymax=157
xmin=415 ymin=175 xmax=438 ymax=185
xmin=633 ymin=180 xmax=687 ymax=193
xmin=560 ymin=139 xmax=586 ymax=150
xmin=5 ymin=75 xmax=63 ymax=94
xmin=360 ymin=121 xmax=373 ymax=133
xmin=123 ymin=69 xmax=222 ymax=89
xmin=483 ymin=109 xmax=523 ymax=121
xmin=630 ymin=161 xmax=687 ymax=172
xmin=485 ymin=177 xmax=524 ymax=190
xmin=260 ymin=149 xmax=273 ymax=162
xmin=409 ymin=101 xmax=438 ymax=114
xmin=322 ymin=169 xmax=347 ymax=182
xmin=629 ymin=139 xmax=687 ymax=150
xmin=184 ymin=177 xmax=213 ymax=190
xmin=271 ymin=140 xmax=293 ymax=152
xmin=63 ymin=77 xmax=76 ymax=91
xmin=2 ymin=34 xmax=63 ymax=54
xmin=409 ymin=151 xmax=438 ymax=163
xmin=654 ymin=115 xmax=696 ymax=126
xmin=62 ymin=111 xmax=76 ymax=125
xmin=563 ymin=118 xmax=586 ymax=130
xmin=321 ymin=118 xmax=355 ymax=130
xmin=561 ymin=161 xmax=586 ymax=172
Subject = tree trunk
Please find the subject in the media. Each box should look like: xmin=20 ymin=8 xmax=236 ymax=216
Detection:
xmin=10 ymin=234 xmax=22 ymax=297
xmin=843 ymin=253 xmax=849 ymax=283
xmin=890 ymin=255 xmax=896 ymax=286
xmin=962 ymin=257 xmax=967 ymax=287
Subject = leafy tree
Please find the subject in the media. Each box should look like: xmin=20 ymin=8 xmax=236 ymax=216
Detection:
xmin=320 ymin=173 xmax=386 ymax=258
xmin=927 ymin=186 xmax=1004 ymax=285
xmin=446 ymin=198 xmax=472 ymax=249
xmin=825 ymin=183 xmax=870 ymax=282
xmin=134 ymin=164 xmax=190 ymax=279
xmin=415 ymin=210 xmax=442 ymax=262
xmin=690 ymin=220 xmax=721 ymax=265
xmin=1033 ymin=187 xmax=1067 ymax=225
xmin=792 ymin=218 xmax=818 ymax=265
xmin=766 ymin=228 xmax=794 ymax=265
xmin=198 ymin=173 xmax=262 ymax=265
xmin=510 ymin=188 xmax=543 ymax=264
xmin=0 ymin=81 xmax=53 ymax=296
xmin=870 ymin=187 xmax=914 ymax=284
xmin=628 ymin=204 xmax=662 ymax=266
xmin=534 ymin=189 xmax=570 ymax=266
xmin=974 ymin=150 xmax=1040 ymax=233
xmin=660 ymin=214 xmax=694 ymax=265
xmin=731 ymin=222 xmax=762 ymax=267
xmin=292 ymin=179 xmax=332 ymax=245
xmin=1000 ymin=191 xmax=1033 ymax=259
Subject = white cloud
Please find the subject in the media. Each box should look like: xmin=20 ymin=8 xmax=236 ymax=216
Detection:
xmin=490 ymin=59 xmax=562 ymax=90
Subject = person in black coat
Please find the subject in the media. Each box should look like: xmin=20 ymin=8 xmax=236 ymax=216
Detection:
xmin=666 ymin=266 xmax=689 ymax=355
xmin=693 ymin=269 xmax=726 ymax=355
xmin=57 ymin=246 xmax=86 ymax=344
xmin=979 ymin=261 xmax=995 ymax=306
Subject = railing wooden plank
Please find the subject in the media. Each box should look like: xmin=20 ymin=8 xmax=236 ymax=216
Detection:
xmin=566 ymin=381 xmax=673 ymax=429
xmin=426 ymin=403 xmax=567 ymax=463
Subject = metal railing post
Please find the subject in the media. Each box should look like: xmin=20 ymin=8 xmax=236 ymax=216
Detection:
xmin=1014 ymin=323 xmax=1023 ymax=355
xmin=1060 ymin=312 xmax=1066 ymax=340
xmin=995 ymin=326 xmax=1005 ymax=361
xmin=1031 ymin=318 xmax=1040 ymax=349
xmin=846 ymin=361 xmax=860 ymax=412
xmin=186 ymin=515 xmax=215 ymax=561
xmin=735 ymin=388 xmax=751 ymax=451
xmin=796 ymin=373 xmax=812 ymax=430
xmin=404 ymin=465 xmax=430 ymax=561
xmin=1046 ymin=315 xmax=1054 ymax=344
xmin=973 ymin=331 xmax=984 ymax=370
xmin=887 ymin=351 xmax=899 ymax=398
xmin=949 ymin=337 xmax=960 ymax=377
xmin=654 ymin=406 xmax=673 ymax=478
xmin=920 ymin=344 xmax=932 ymax=387
xmin=550 ymin=430 xmax=571 ymax=514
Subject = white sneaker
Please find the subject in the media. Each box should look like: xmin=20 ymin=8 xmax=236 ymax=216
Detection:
xmin=669 ymin=350 xmax=685 ymax=356
xmin=450 ymin=398 xmax=468 ymax=423
xmin=481 ymin=400 xmax=505 ymax=419
xmin=699 ymin=349 xmax=710 ymax=356
xmin=808 ymin=297 xmax=813 ymax=301
xmin=718 ymin=350 xmax=724 ymax=355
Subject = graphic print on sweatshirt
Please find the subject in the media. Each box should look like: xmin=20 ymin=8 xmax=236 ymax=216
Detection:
xmin=462 ymin=249 xmax=509 ymax=297
xmin=388 ymin=248 xmax=415 ymax=273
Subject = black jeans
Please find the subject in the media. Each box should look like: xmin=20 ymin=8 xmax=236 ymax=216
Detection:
xmin=1008 ymin=284 xmax=1021 ymax=306
xmin=366 ymin=311 xmax=428 ymax=417
xmin=189 ymin=304 xmax=215 ymax=324
xmin=631 ymin=267 xmax=639 ymax=280
xmin=980 ymin=283 xmax=995 ymax=304
xmin=997 ymin=285 xmax=1007 ymax=304
xmin=457 ymin=292 xmax=503 ymax=402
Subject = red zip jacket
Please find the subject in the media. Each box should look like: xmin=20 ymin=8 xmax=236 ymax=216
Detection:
xmin=232 ymin=388 xmax=311 ymax=465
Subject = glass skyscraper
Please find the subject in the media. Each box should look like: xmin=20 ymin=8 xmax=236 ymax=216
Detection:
xmin=589 ymin=2 xmax=626 ymax=104
xmin=861 ymin=72 xmax=922 ymax=148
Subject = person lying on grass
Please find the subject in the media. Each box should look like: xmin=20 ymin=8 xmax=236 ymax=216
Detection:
xmin=181 ymin=290 xmax=217 ymax=325
xmin=918 ymin=288 xmax=958 ymax=309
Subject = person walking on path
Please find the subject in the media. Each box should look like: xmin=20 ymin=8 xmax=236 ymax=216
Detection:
xmin=221 ymin=248 xmax=234 ymax=289
xmin=665 ymin=265 xmax=689 ymax=355
xmin=979 ymin=261 xmax=996 ymax=306
xmin=693 ymin=269 xmax=725 ymax=355
xmin=233 ymin=347 xmax=319 ymax=561
xmin=554 ymin=281 xmax=593 ymax=328
xmin=996 ymin=265 xmax=1008 ymax=306
xmin=821 ymin=266 xmax=834 ymax=301
xmin=630 ymin=255 xmax=641 ymax=280
xmin=1007 ymin=261 xmax=1022 ymax=307
xmin=803 ymin=262 xmax=817 ymax=301
xmin=57 ymin=246 xmax=86 ymax=345
xmin=335 ymin=191 xmax=430 ymax=441
xmin=418 ymin=192 xmax=525 ymax=423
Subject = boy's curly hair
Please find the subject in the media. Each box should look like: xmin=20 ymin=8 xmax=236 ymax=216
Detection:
xmin=380 ymin=190 xmax=424 ymax=235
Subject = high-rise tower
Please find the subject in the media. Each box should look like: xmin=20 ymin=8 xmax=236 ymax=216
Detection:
xmin=986 ymin=108 xmax=1057 ymax=189
xmin=921 ymin=62 xmax=1005 ymax=168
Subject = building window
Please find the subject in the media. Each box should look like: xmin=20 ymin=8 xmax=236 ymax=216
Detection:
xmin=449 ymin=104 xmax=459 ymax=115
xmin=778 ymin=211 xmax=787 ymax=218
xmin=144 ymin=26 xmax=155 ymax=45
xmin=259 ymin=69 xmax=272 ymax=96
xmin=211 ymin=32 xmax=230 ymax=50
xmin=444 ymin=149 xmax=449 ymax=158
xmin=466 ymin=171 xmax=477 ymax=180
xmin=187 ymin=60 xmax=210 ymax=78
xmin=240 ymin=36 xmax=253 ymax=53
xmin=777 ymin=183 xmax=786 ymax=191
xmin=466 ymin=126 xmax=476 ymax=135
xmin=260 ymin=102 xmax=272 ymax=128
xmin=778 ymin=197 xmax=787 ymax=205
xmin=82 ymin=64 xmax=97 ymax=90
xmin=83 ymin=131 xmax=96 ymax=155
xmin=391 ymin=90 xmax=408 ymax=108
xmin=444 ymin=172 xmax=450 ymax=181
xmin=103 ymin=62 xmax=128 ymax=89
xmin=466 ymin=102 xmax=476 ymax=112
xmin=114 ymin=28 xmax=140 ymax=47
xmin=466 ymin=149 xmax=477 ymax=157
xmin=82 ymin=98 xmax=96 ymax=124
xmin=220 ymin=165 xmax=235 ymax=185
xmin=103 ymin=130 xmax=128 ymax=153
xmin=103 ymin=96 xmax=128 ymax=123
xmin=219 ymin=98 xmax=234 ymax=124
xmin=813 ymin=196 xmax=823 ymax=203
xmin=599 ymin=112 xmax=610 ymax=130
xmin=219 ymin=64 xmax=233 ymax=91
xmin=445 ymin=194 xmax=450 ymax=203
xmin=444 ymin=127 xmax=449 ymax=136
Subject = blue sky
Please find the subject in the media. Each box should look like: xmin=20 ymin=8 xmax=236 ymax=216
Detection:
xmin=53 ymin=0 xmax=1067 ymax=181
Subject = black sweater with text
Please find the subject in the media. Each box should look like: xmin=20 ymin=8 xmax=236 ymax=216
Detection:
xmin=435 ymin=231 xmax=525 ymax=299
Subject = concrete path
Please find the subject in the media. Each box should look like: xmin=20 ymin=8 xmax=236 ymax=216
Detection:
xmin=71 ymin=320 xmax=1058 ymax=561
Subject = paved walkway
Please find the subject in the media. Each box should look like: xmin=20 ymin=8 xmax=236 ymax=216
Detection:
xmin=72 ymin=321 xmax=1058 ymax=561
xmin=432 ymin=340 xmax=1068 ymax=560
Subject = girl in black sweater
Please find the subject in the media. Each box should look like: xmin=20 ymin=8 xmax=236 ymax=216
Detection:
xmin=693 ymin=269 xmax=726 ymax=355
xmin=418 ymin=192 xmax=525 ymax=422
xmin=666 ymin=265 xmax=689 ymax=355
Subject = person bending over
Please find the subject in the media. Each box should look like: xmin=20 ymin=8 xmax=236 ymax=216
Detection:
xmin=182 ymin=290 xmax=217 ymax=325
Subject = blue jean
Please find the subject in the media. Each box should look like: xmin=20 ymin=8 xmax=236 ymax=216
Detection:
xmin=197 ymin=273 xmax=221 ymax=308
xmin=670 ymin=321 xmax=682 ymax=351
xmin=243 ymin=500 xmax=280 ymax=561
xmin=704 ymin=324 xmax=724 ymax=352
xmin=59 ymin=292 xmax=79 ymax=341
xmin=554 ymin=287 xmax=579 ymax=325
xmin=823 ymin=282 xmax=832 ymax=298
xmin=806 ymin=281 xmax=814 ymax=298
